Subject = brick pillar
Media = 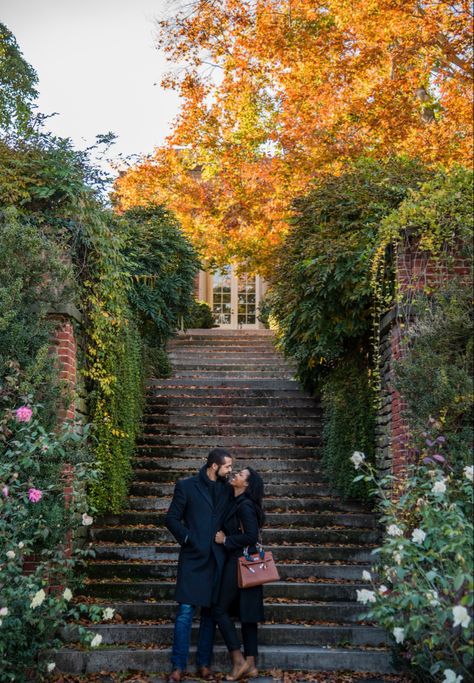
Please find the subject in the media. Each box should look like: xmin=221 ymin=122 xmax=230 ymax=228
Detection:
xmin=51 ymin=316 xmax=77 ymax=422
xmin=377 ymin=238 xmax=471 ymax=492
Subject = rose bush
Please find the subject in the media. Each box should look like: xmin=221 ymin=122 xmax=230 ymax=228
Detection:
xmin=0 ymin=399 xmax=105 ymax=681
xmin=352 ymin=434 xmax=473 ymax=682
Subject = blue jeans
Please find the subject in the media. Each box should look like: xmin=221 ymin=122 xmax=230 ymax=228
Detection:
xmin=170 ymin=603 xmax=215 ymax=671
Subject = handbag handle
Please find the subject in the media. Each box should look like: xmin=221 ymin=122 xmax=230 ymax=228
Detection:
xmin=242 ymin=543 xmax=265 ymax=561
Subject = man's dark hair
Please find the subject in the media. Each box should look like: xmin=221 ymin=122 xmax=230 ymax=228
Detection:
xmin=206 ymin=448 xmax=231 ymax=468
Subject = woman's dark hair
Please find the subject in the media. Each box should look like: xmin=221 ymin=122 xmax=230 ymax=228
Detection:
xmin=244 ymin=466 xmax=265 ymax=528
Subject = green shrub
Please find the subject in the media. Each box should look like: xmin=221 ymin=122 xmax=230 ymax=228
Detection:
xmin=351 ymin=436 xmax=473 ymax=683
xmin=144 ymin=343 xmax=173 ymax=378
xmin=394 ymin=280 xmax=473 ymax=471
xmin=269 ymin=157 xmax=431 ymax=390
xmin=322 ymin=355 xmax=376 ymax=502
xmin=0 ymin=207 xmax=71 ymax=428
xmin=184 ymin=299 xmax=215 ymax=329
xmin=124 ymin=205 xmax=200 ymax=344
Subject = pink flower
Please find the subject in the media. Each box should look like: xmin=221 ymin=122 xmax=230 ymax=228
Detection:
xmin=15 ymin=406 xmax=33 ymax=423
xmin=28 ymin=488 xmax=43 ymax=503
xmin=1 ymin=486 xmax=8 ymax=497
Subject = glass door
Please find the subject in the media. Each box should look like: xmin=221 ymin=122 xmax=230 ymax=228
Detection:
xmin=211 ymin=266 xmax=232 ymax=326
xmin=211 ymin=266 xmax=259 ymax=328
xmin=237 ymin=273 xmax=257 ymax=327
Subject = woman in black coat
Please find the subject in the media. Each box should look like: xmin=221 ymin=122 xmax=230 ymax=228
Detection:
xmin=213 ymin=466 xmax=265 ymax=681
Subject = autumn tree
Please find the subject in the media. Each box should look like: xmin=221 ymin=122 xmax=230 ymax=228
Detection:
xmin=114 ymin=0 xmax=473 ymax=271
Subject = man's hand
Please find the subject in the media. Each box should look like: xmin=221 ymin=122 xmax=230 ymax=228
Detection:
xmin=215 ymin=530 xmax=226 ymax=544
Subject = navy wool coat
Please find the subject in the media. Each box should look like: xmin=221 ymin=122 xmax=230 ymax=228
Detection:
xmin=165 ymin=466 xmax=231 ymax=607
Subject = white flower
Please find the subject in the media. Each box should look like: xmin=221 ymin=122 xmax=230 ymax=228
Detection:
xmin=427 ymin=590 xmax=440 ymax=607
xmin=6 ymin=550 xmax=15 ymax=560
xmin=18 ymin=541 xmax=24 ymax=549
xmin=387 ymin=524 xmax=403 ymax=537
xmin=432 ymin=478 xmax=447 ymax=495
xmin=102 ymin=607 xmax=115 ymax=620
xmin=47 ymin=662 xmax=56 ymax=673
xmin=464 ymin=465 xmax=473 ymax=482
xmin=452 ymin=605 xmax=471 ymax=629
xmin=379 ymin=585 xmax=389 ymax=596
xmin=350 ymin=451 xmax=365 ymax=469
xmin=62 ymin=588 xmax=73 ymax=601
xmin=82 ymin=513 xmax=93 ymax=526
xmin=362 ymin=570 xmax=372 ymax=581
xmin=0 ymin=607 xmax=8 ymax=617
xmin=90 ymin=633 xmax=103 ymax=648
xmin=442 ymin=669 xmax=463 ymax=683
xmin=393 ymin=552 xmax=402 ymax=565
xmin=30 ymin=588 xmax=46 ymax=609
xmin=393 ymin=627 xmax=405 ymax=643
xmin=411 ymin=528 xmax=426 ymax=545
xmin=356 ymin=589 xmax=376 ymax=604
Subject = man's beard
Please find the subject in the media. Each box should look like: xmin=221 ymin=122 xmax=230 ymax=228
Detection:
xmin=216 ymin=465 xmax=231 ymax=481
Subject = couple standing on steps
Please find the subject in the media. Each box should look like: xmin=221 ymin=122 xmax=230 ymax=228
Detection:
xmin=165 ymin=448 xmax=266 ymax=682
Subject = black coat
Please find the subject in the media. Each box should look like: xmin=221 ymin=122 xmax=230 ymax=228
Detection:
xmin=165 ymin=466 xmax=231 ymax=607
xmin=221 ymin=495 xmax=265 ymax=623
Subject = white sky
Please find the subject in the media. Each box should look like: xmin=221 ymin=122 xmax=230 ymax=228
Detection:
xmin=1 ymin=0 xmax=181 ymax=164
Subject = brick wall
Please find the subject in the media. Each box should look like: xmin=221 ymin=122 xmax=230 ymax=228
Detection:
xmin=377 ymin=239 xmax=471 ymax=489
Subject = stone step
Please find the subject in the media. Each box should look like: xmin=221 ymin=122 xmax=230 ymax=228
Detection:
xmin=53 ymin=644 xmax=394 ymax=675
xmin=172 ymin=372 xmax=296 ymax=380
xmin=167 ymin=354 xmax=290 ymax=363
xmin=170 ymin=360 xmax=293 ymax=368
xmin=72 ymin=600 xmax=370 ymax=624
xmin=92 ymin=544 xmax=377 ymax=564
xmin=167 ymin=338 xmax=275 ymax=345
xmin=143 ymin=415 xmax=322 ymax=427
xmin=145 ymin=395 xmax=317 ymax=406
xmin=90 ymin=527 xmax=379 ymax=545
xmin=136 ymin=435 xmax=322 ymax=447
xmin=147 ymin=378 xmax=302 ymax=389
xmin=144 ymin=406 xmax=322 ymax=417
xmin=134 ymin=446 xmax=323 ymax=459
xmin=140 ymin=424 xmax=323 ymax=436
xmin=129 ymin=470 xmax=328 ymax=483
xmin=62 ymin=622 xmax=388 ymax=647
xmin=98 ymin=511 xmax=375 ymax=529
xmin=128 ymin=482 xmax=335 ymax=497
xmin=132 ymin=457 xmax=323 ymax=472
xmin=127 ymin=496 xmax=364 ymax=513
xmin=87 ymin=561 xmax=371 ymax=581
xmin=83 ymin=579 xmax=368 ymax=602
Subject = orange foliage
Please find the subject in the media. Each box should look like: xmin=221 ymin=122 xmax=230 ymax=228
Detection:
xmin=114 ymin=0 xmax=473 ymax=271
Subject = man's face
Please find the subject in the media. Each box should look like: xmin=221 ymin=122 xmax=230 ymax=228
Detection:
xmin=216 ymin=456 xmax=233 ymax=480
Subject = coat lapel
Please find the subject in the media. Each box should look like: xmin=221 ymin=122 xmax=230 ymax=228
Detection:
xmin=194 ymin=478 xmax=213 ymax=510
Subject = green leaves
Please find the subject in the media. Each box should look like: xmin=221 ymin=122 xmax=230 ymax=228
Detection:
xmin=269 ymin=157 xmax=429 ymax=389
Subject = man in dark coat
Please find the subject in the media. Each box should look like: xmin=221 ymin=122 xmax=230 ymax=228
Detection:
xmin=165 ymin=447 xmax=233 ymax=682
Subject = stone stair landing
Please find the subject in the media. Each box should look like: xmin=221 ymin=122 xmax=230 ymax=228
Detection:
xmin=55 ymin=329 xmax=391 ymax=676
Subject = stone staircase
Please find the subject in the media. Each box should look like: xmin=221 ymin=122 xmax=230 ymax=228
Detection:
xmin=55 ymin=329 xmax=392 ymax=676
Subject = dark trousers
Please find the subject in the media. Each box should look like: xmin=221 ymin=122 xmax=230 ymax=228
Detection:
xmin=211 ymin=558 xmax=258 ymax=658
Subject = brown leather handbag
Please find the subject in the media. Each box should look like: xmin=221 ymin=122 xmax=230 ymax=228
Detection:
xmin=237 ymin=545 xmax=280 ymax=588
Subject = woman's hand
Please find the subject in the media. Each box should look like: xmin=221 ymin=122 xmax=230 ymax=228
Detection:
xmin=215 ymin=530 xmax=226 ymax=544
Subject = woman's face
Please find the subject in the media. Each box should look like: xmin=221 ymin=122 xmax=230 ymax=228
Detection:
xmin=231 ymin=468 xmax=250 ymax=490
